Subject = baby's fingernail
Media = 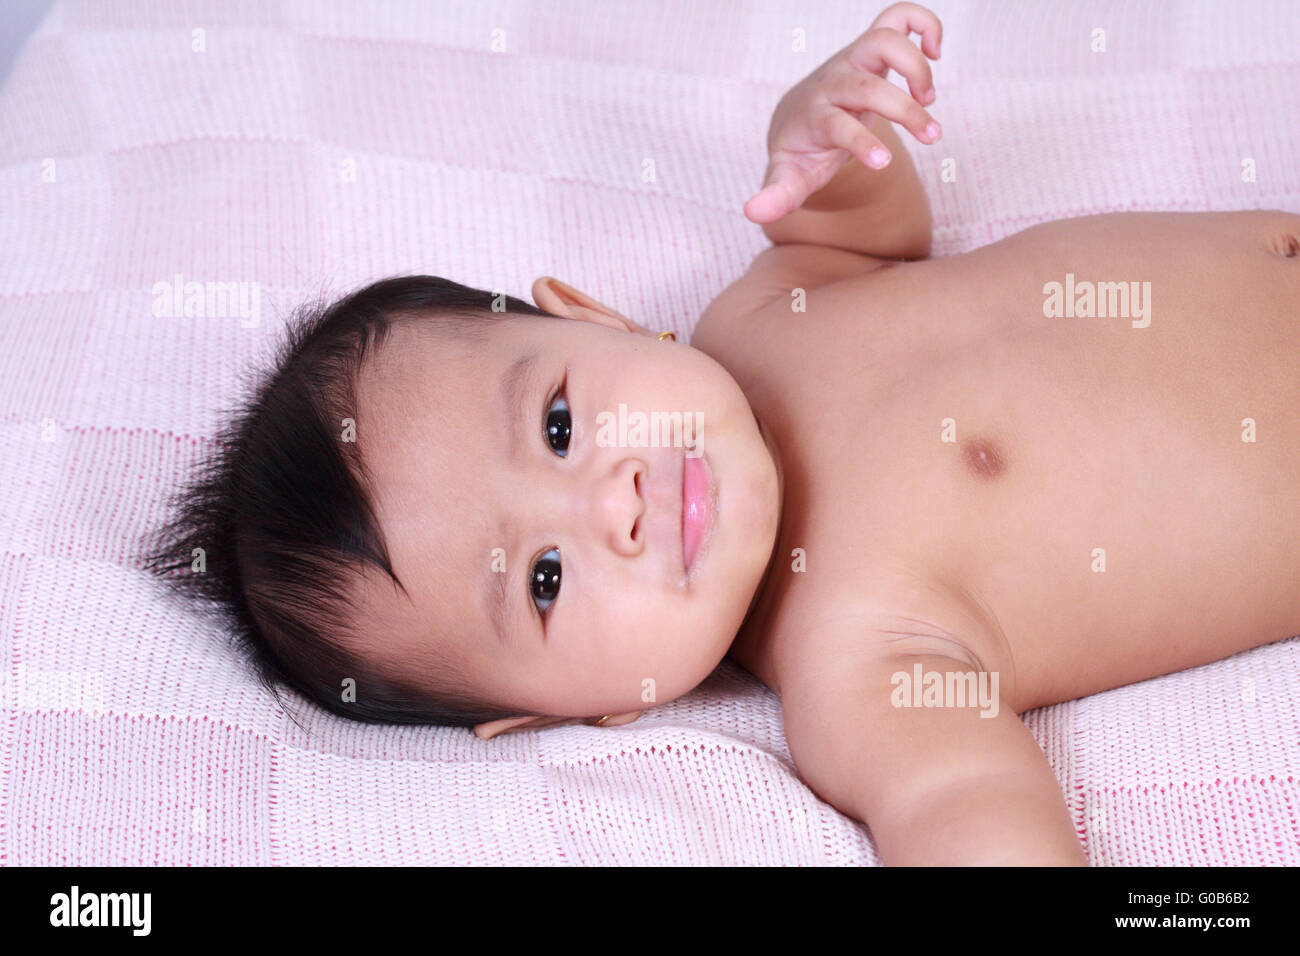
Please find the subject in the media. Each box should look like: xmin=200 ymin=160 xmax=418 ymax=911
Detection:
xmin=924 ymin=120 xmax=941 ymax=141
xmin=923 ymin=87 xmax=936 ymax=104
xmin=867 ymin=147 xmax=890 ymax=168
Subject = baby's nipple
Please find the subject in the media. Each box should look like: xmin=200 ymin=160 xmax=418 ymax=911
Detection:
xmin=961 ymin=438 xmax=1005 ymax=480
xmin=1269 ymin=232 xmax=1299 ymax=258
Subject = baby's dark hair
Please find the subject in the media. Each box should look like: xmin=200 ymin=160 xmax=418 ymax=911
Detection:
xmin=141 ymin=275 xmax=554 ymax=729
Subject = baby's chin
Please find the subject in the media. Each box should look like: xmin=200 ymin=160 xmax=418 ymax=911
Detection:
xmin=717 ymin=411 xmax=781 ymax=593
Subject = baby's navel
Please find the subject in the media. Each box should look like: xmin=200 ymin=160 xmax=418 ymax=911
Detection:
xmin=962 ymin=438 xmax=1005 ymax=479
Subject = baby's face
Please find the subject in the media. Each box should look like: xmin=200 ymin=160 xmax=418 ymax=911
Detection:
xmin=353 ymin=303 xmax=781 ymax=724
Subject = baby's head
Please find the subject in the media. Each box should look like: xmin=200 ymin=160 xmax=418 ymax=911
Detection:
xmin=144 ymin=275 xmax=781 ymax=737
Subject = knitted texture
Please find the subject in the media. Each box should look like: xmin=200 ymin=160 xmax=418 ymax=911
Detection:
xmin=1 ymin=0 xmax=1297 ymax=865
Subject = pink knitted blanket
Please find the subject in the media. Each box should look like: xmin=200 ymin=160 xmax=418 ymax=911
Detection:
xmin=1 ymin=0 xmax=1296 ymax=865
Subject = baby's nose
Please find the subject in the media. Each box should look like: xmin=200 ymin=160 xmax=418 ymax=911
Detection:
xmin=588 ymin=456 xmax=647 ymax=556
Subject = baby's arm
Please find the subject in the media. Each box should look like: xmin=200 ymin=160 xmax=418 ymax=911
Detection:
xmin=744 ymin=2 xmax=943 ymax=260
xmin=780 ymin=639 xmax=1088 ymax=866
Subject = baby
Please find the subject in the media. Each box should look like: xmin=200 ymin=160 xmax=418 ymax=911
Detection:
xmin=144 ymin=2 xmax=1299 ymax=865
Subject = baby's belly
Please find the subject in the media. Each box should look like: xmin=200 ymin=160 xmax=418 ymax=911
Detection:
xmin=801 ymin=211 xmax=1300 ymax=709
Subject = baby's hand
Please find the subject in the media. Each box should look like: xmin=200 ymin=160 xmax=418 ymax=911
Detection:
xmin=744 ymin=1 xmax=943 ymax=224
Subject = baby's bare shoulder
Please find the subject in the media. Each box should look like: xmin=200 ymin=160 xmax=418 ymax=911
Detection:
xmin=696 ymin=243 xmax=895 ymax=340
xmin=767 ymin=569 xmax=1019 ymax=707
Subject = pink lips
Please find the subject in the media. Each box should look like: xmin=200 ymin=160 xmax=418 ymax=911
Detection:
xmin=681 ymin=453 xmax=711 ymax=574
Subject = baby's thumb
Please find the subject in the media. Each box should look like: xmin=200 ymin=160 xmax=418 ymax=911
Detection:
xmin=744 ymin=161 xmax=804 ymax=224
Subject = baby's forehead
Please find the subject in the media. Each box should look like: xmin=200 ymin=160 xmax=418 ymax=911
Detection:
xmin=352 ymin=322 xmax=505 ymax=666
xmin=347 ymin=553 xmax=474 ymax=685
xmin=358 ymin=319 xmax=487 ymax=408
xmin=346 ymin=446 xmax=492 ymax=678
xmin=356 ymin=330 xmax=492 ymax=458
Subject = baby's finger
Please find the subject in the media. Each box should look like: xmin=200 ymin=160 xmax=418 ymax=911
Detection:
xmin=869 ymin=1 xmax=943 ymax=60
xmin=842 ymin=26 xmax=935 ymax=106
xmin=824 ymin=70 xmax=941 ymax=145
xmin=822 ymin=109 xmax=893 ymax=170
xmin=743 ymin=160 xmax=810 ymax=224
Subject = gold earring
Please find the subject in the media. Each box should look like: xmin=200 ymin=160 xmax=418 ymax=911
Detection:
xmin=594 ymin=715 xmax=612 ymax=726
xmin=657 ymin=330 xmax=676 ymax=341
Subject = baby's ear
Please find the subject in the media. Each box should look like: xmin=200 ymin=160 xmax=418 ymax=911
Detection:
xmin=473 ymin=710 xmax=643 ymax=740
xmin=530 ymin=276 xmax=653 ymax=336
xmin=599 ymin=711 xmax=642 ymax=728
xmin=472 ymin=714 xmax=580 ymax=740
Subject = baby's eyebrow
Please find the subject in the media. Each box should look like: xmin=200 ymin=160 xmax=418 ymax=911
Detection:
xmin=500 ymin=349 xmax=541 ymax=467
xmin=485 ymin=554 xmax=510 ymax=648
xmin=483 ymin=348 xmax=541 ymax=647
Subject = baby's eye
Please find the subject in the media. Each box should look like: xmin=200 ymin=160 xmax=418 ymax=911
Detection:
xmin=545 ymin=392 xmax=571 ymax=457
xmin=530 ymin=548 xmax=562 ymax=613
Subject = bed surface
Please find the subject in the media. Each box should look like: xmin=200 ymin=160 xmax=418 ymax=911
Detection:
xmin=1 ymin=0 xmax=1297 ymax=865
